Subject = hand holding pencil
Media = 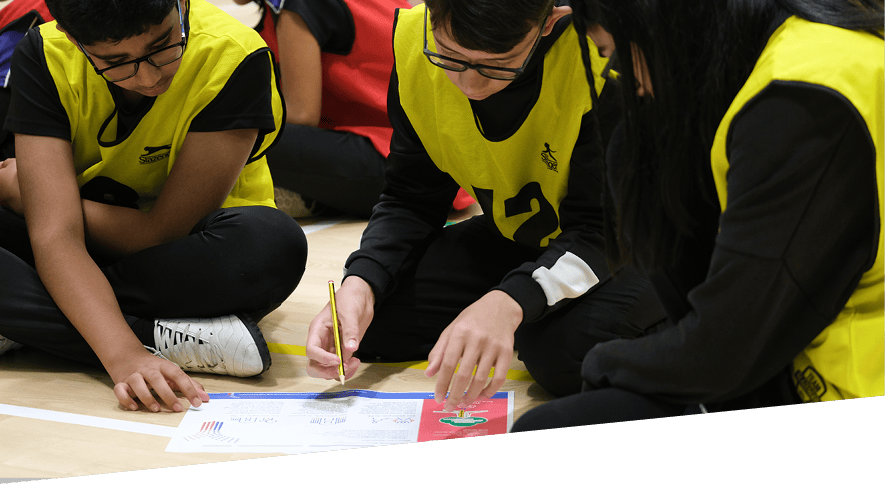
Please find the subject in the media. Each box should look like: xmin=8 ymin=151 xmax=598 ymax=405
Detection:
xmin=304 ymin=276 xmax=376 ymax=383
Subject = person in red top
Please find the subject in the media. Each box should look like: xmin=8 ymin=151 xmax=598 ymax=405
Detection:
xmin=235 ymin=0 xmax=474 ymax=217
xmin=0 ymin=0 xmax=53 ymax=159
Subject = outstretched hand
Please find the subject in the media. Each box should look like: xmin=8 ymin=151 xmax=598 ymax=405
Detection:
xmin=425 ymin=290 xmax=522 ymax=411
xmin=110 ymin=350 xmax=209 ymax=412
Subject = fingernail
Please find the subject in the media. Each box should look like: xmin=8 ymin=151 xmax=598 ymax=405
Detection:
xmin=192 ymin=397 xmax=202 ymax=407
xmin=173 ymin=403 xmax=183 ymax=412
xmin=129 ymin=404 xmax=138 ymax=411
xmin=151 ymin=405 xmax=160 ymax=412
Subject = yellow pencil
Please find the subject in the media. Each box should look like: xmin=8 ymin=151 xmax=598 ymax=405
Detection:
xmin=328 ymin=280 xmax=346 ymax=385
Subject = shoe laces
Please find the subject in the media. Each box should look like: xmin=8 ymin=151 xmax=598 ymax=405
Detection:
xmin=153 ymin=322 xmax=224 ymax=370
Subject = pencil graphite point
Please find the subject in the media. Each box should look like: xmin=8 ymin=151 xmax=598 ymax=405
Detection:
xmin=339 ymin=375 xmax=346 ymax=386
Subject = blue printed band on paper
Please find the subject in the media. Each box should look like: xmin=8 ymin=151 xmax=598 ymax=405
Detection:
xmin=208 ymin=391 xmax=510 ymax=400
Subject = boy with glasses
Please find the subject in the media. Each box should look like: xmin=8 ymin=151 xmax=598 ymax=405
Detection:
xmin=0 ymin=0 xmax=307 ymax=413
xmin=306 ymin=0 xmax=665 ymax=410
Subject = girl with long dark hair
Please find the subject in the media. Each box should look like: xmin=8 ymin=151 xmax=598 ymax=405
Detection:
xmin=513 ymin=0 xmax=884 ymax=430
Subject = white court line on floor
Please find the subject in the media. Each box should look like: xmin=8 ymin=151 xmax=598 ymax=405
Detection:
xmin=0 ymin=403 xmax=176 ymax=438
xmin=300 ymin=216 xmax=348 ymax=235
xmin=0 ymin=217 xmax=349 ymax=438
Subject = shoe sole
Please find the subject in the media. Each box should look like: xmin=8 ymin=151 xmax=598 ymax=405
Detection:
xmin=236 ymin=313 xmax=272 ymax=375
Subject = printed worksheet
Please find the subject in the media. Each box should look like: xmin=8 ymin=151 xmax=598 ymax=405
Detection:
xmin=165 ymin=390 xmax=513 ymax=453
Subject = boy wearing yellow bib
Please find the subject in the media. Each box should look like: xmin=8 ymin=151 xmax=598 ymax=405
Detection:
xmin=305 ymin=0 xmax=666 ymax=409
xmin=0 ymin=0 xmax=308 ymax=413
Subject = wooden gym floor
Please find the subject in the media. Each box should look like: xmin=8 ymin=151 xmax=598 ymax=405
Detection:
xmin=0 ymin=206 xmax=555 ymax=480
xmin=0 ymin=1 xmax=553 ymax=480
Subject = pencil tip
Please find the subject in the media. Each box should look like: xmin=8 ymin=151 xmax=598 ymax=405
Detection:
xmin=339 ymin=376 xmax=346 ymax=386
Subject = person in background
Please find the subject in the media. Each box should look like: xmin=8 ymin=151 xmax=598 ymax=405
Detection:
xmin=0 ymin=0 xmax=53 ymax=159
xmin=233 ymin=0 xmax=474 ymax=218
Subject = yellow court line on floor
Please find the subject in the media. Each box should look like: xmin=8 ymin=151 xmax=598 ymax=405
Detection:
xmin=267 ymin=342 xmax=535 ymax=382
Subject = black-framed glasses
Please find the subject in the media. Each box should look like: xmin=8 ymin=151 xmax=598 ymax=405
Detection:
xmin=601 ymin=49 xmax=620 ymax=84
xmin=422 ymin=7 xmax=547 ymax=81
xmin=79 ymin=1 xmax=187 ymax=83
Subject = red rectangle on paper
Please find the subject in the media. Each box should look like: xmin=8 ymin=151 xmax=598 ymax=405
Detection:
xmin=416 ymin=395 xmax=510 ymax=442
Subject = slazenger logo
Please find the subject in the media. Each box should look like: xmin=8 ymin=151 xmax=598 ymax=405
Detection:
xmin=139 ymin=144 xmax=171 ymax=164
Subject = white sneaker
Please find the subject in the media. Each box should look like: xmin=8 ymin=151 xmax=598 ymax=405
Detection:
xmin=0 ymin=334 xmax=23 ymax=356
xmin=150 ymin=314 xmax=271 ymax=377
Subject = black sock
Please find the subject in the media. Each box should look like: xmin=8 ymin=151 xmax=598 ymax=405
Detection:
xmin=127 ymin=316 xmax=156 ymax=346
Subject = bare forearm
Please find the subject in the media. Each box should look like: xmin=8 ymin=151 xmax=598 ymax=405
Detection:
xmin=32 ymin=235 xmax=146 ymax=370
xmin=80 ymin=199 xmax=179 ymax=255
xmin=79 ymin=130 xmax=258 ymax=254
xmin=31 ymin=231 xmax=210 ymax=412
xmin=277 ymin=9 xmax=322 ymax=127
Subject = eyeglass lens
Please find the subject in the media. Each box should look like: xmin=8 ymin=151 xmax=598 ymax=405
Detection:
xmin=101 ymin=45 xmax=184 ymax=82
xmin=426 ymin=56 xmax=522 ymax=80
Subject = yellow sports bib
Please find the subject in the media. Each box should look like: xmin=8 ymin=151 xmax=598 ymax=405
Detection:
xmin=40 ymin=0 xmax=284 ymax=211
xmin=394 ymin=4 xmax=607 ymax=248
xmin=711 ymin=16 xmax=884 ymax=401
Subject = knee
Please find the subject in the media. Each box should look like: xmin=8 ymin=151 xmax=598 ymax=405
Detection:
xmin=514 ymin=327 xmax=585 ymax=397
xmin=251 ymin=209 xmax=308 ymax=312
xmin=210 ymin=206 xmax=308 ymax=294
xmin=510 ymin=405 xmax=550 ymax=433
xmin=255 ymin=208 xmax=309 ymax=290
xmin=258 ymin=207 xmax=308 ymax=270
xmin=608 ymin=266 xmax=668 ymax=335
xmin=226 ymin=207 xmax=307 ymax=268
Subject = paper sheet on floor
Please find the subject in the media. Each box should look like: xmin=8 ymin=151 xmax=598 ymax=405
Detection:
xmin=165 ymin=390 xmax=513 ymax=453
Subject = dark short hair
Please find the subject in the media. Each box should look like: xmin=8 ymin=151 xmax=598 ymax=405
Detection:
xmin=45 ymin=0 xmax=179 ymax=46
xmin=424 ymin=0 xmax=554 ymax=54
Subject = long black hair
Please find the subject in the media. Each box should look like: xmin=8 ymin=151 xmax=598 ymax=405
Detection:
xmin=570 ymin=0 xmax=620 ymax=270
xmin=573 ymin=0 xmax=883 ymax=271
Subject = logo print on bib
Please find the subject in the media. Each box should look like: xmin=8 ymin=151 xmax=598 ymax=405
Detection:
xmin=139 ymin=145 xmax=171 ymax=164
xmin=794 ymin=365 xmax=827 ymax=402
xmin=541 ymin=143 xmax=558 ymax=172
